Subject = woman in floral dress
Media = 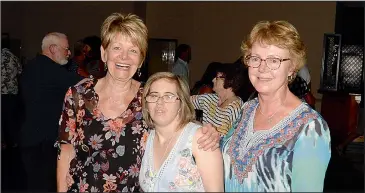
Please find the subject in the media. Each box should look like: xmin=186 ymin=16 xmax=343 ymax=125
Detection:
xmin=55 ymin=12 xmax=220 ymax=192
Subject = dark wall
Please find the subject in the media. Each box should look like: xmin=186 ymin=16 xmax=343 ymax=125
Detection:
xmin=335 ymin=2 xmax=364 ymax=45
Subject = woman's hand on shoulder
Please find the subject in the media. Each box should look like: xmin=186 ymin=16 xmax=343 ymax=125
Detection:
xmin=197 ymin=123 xmax=220 ymax=151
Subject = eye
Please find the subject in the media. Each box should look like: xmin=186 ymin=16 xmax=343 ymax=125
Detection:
xmin=129 ymin=49 xmax=137 ymax=53
xmin=149 ymin=94 xmax=158 ymax=98
xmin=113 ymin=46 xmax=121 ymax=50
xmin=251 ymin=57 xmax=260 ymax=62
xmin=268 ymin=58 xmax=280 ymax=64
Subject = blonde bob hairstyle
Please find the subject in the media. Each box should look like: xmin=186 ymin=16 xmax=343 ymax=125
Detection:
xmin=142 ymin=72 xmax=196 ymax=129
xmin=241 ymin=20 xmax=306 ymax=81
xmin=100 ymin=12 xmax=148 ymax=63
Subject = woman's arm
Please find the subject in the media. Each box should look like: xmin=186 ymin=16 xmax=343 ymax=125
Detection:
xmin=291 ymin=118 xmax=331 ymax=191
xmin=190 ymin=95 xmax=201 ymax=110
xmin=193 ymin=127 xmax=224 ymax=192
xmin=55 ymin=87 xmax=79 ymax=192
xmin=57 ymin=144 xmax=75 ymax=192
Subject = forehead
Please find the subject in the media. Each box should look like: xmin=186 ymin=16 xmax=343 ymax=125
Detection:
xmin=251 ymin=42 xmax=289 ymax=57
xmin=150 ymin=78 xmax=178 ymax=93
xmin=110 ymin=33 xmax=138 ymax=47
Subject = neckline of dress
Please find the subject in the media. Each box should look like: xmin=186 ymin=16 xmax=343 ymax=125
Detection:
xmin=148 ymin=124 xmax=189 ymax=181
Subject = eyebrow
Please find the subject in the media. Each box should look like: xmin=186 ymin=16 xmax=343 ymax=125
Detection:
xmin=148 ymin=91 xmax=176 ymax=95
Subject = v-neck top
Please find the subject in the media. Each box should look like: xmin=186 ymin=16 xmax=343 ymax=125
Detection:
xmin=221 ymin=98 xmax=331 ymax=192
xmin=139 ymin=122 xmax=205 ymax=192
xmin=55 ymin=78 xmax=149 ymax=192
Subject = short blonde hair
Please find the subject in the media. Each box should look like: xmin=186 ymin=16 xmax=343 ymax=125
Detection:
xmin=101 ymin=12 xmax=148 ymax=63
xmin=241 ymin=21 xmax=306 ymax=79
xmin=142 ymin=72 xmax=196 ymax=129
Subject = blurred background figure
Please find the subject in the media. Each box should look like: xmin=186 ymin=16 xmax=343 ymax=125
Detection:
xmin=191 ymin=63 xmax=245 ymax=137
xmin=19 ymin=32 xmax=83 ymax=192
xmin=67 ymin=35 xmax=106 ymax=79
xmin=172 ymin=44 xmax=191 ymax=84
xmin=1 ymin=33 xmax=23 ymax=149
xmin=191 ymin=61 xmax=222 ymax=95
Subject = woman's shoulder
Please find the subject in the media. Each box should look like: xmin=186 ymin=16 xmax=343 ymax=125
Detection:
xmin=186 ymin=122 xmax=204 ymax=138
xmin=73 ymin=78 xmax=95 ymax=90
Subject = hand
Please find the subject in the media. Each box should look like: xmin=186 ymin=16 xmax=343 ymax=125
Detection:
xmin=66 ymin=172 xmax=74 ymax=188
xmin=197 ymin=123 xmax=221 ymax=151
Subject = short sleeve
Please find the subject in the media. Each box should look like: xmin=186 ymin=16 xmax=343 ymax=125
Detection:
xmin=54 ymin=87 xmax=78 ymax=158
xmin=191 ymin=95 xmax=202 ymax=110
xmin=291 ymin=118 xmax=331 ymax=191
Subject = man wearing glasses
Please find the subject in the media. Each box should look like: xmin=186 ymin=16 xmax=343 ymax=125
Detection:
xmin=18 ymin=32 xmax=83 ymax=191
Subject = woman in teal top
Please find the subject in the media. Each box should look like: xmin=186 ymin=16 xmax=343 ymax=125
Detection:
xmin=221 ymin=20 xmax=331 ymax=192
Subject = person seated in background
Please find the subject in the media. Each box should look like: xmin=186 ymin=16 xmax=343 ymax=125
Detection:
xmin=191 ymin=62 xmax=222 ymax=95
xmin=191 ymin=63 xmax=245 ymax=137
xmin=233 ymin=56 xmax=256 ymax=102
xmin=140 ymin=72 xmax=224 ymax=192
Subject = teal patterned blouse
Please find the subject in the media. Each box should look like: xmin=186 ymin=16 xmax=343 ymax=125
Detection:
xmin=221 ymin=98 xmax=331 ymax=192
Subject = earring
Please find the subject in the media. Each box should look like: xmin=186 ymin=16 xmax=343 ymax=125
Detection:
xmin=288 ymin=75 xmax=294 ymax=82
xmin=137 ymin=68 xmax=141 ymax=77
xmin=104 ymin=62 xmax=108 ymax=71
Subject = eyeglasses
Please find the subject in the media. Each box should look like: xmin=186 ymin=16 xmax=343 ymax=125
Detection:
xmin=145 ymin=94 xmax=180 ymax=103
xmin=215 ymin=75 xmax=225 ymax=79
xmin=245 ymin=55 xmax=290 ymax=70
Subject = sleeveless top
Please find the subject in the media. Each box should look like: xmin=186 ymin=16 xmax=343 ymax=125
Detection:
xmin=139 ymin=122 xmax=205 ymax=192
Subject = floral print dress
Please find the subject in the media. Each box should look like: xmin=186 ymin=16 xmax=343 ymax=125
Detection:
xmin=55 ymin=79 xmax=149 ymax=192
xmin=139 ymin=122 xmax=205 ymax=192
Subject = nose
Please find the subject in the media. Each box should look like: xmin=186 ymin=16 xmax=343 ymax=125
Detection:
xmin=156 ymin=97 xmax=165 ymax=105
xmin=258 ymin=60 xmax=269 ymax=72
xmin=120 ymin=49 xmax=128 ymax=60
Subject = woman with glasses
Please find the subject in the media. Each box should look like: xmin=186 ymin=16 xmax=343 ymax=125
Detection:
xmin=191 ymin=63 xmax=245 ymax=137
xmin=221 ymin=21 xmax=331 ymax=192
xmin=55 ymin=13 xmax=219 ymax=192
xmin=139 ymin=72 xmax=224 ymax=192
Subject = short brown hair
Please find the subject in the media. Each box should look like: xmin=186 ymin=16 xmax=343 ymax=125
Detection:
xmin=241 ymin=20 xmax=306 ymax=80
xmin=100 ymin=12 xmax=148 ymax=63
xmin=142 ymin=72 xmax=196 ymax=129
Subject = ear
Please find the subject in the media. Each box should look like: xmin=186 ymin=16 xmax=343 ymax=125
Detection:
xmin=49 ymin=44 xmax=56 ymax=55
xmin=288 ymin=62 xmax=296 ymax=77
xmin=100 ymin=45 xmax=107 ymax=63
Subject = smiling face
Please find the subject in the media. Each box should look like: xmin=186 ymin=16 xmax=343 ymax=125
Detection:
xmin=101 ymin=33 xmax=142 ymax=81
xmin=248 ymin=42 xmax=294 ymax=94
xmin=146 ymin=78 xmax=181 ymax=128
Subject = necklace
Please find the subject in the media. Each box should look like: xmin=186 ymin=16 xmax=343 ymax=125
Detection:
xmin=258 ymin=97 xmax=287 ymax=124
xmin=150 ymin=130 xmax=178 ymax=178
xmin=107 ymin=82 xmax=132 ymax=105
xmin=161 ymin=130 xmax=178 ymax=160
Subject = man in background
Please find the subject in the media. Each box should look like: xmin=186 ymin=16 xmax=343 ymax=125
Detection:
xmin=19 ymin=32 xmax=83 ymax=191
xmin=172 ymin=44 xmax=191 ymax=84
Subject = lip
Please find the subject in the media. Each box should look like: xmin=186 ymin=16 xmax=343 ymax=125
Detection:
xmin=116 ymin=63 xmax=130 ymax=67
xmin=257 ymin=77 xmax=272 ymax=81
